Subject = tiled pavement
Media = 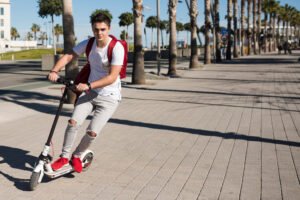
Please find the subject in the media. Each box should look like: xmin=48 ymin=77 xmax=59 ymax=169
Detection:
xmin=0 ymin=52 xmax=300 ymax=199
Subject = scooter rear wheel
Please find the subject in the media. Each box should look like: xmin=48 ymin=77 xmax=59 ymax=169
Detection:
xmin=82 ymin=152 xmax=93 ymax=171
xmin=29 ymin=171 xmax=42 ymax=191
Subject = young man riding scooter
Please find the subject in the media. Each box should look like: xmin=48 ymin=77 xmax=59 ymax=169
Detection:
xmin=48 ymin=11 xmax=125 ymax=173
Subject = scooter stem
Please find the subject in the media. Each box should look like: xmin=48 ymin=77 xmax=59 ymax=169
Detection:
xmin=45 ymin=87 xmax=68 ymax=146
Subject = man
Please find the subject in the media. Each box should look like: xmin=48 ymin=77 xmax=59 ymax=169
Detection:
xmin=48 ymin=12 xmax=124 ymax=173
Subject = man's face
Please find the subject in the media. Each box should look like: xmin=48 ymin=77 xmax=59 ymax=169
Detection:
xmin=92 ymin=22 xmax=110 ymax=42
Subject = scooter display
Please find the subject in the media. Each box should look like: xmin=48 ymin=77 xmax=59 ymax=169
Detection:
xmin=29 ymin=78 xmax=94 ymax=191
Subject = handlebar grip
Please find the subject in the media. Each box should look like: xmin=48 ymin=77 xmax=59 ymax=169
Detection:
xmin=56 ymin=78 xmax=65 ymax=84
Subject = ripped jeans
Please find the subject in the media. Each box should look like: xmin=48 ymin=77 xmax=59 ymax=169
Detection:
xmin=61 ymin=91 xmax=119 ymax=158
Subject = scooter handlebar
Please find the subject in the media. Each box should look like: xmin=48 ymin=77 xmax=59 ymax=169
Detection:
xmin=56 ymin=77 xmax=74 ymax=86
xmin=47 ymin=75 xmax=76 ymax=90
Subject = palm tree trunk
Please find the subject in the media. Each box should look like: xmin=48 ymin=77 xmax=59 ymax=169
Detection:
xmin=132 ymin=0 xmax=145 ymax=84
xmin=264 ymin=9 xmax=267 ymax=52
xmin=272 ymin=14 xmax=276 ymax=51
xmin=252 ymin=0 xmax=257 ymax=54
xmin=257 ymin=0 xmax=261 ymax=54
xmin=204 ymin=0 xmax=211 ymax=64
xmin=215 ymin=0 xmax=221 ymax=61
xmin=247 ymin=0 xmax=252 ymax=55
xmin=241 ymin=0 xmax=245 ymax=56
xmin=168 ymin=0 xmax=178 ymax=76
xmin=189 ymin=0 xmax=200 ymax=68
xmin=62 ymin=0 xmax=77 ymax=104
xmin=126 ymin=25 xmax=129 ymax=50
xmin=161 ymin=30 xmax=164 ymax=50
xmin=268 ymin=11 xmax=272 ymax=52
xmin=51 ymin=15 xmax=56 ymax=55
xmin=151 ymin=28 xmax=154 ymax=50
xmin=233 ymin=0 xmax=238 ymax=58
xmin=226 ymin=0 xmax=232 ymax=60
xmin=276 ymin=18 xmax=281 ymax=49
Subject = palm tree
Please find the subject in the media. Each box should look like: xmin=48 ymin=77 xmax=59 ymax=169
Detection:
xmin=119 ymin=12 xmax=134 ymax=46
xmin=38 ymin=0 xmax=63 ymax=55
xmin=62 ymin=0 xmax=77 ymax=103
xmin=247 ymin=0 xmax=252 ymax=55
xmin=282 ymin=4 xmax=291 ymax=42
xmin=252 ymin=0 xmax=257 ymax=54
xmin=160 ymin=20 xmax=168 ymax=49
xmin=176 ymin=21 xmax=184 ymax=35
xmin=277 ymin=6 xmax=284 ymax=47
xmin=267 ymin=0 xmax=274 ymax=52
xmin=39 ymin=31 xmax=47 ymax=45
xmin=176 ymin=21 xmax=185 ymax=57
xmin=146 ymin=16 xmax=157 ymax=50
xmin=168 ymin=0 xmax=178 ymax=77
xmin=262 ymin=0 xmax=268 ymax=52
xmin=233 ymin=0 xmax=238 ymax=57
xmin=269 ymin=0 xmax=280 ymax=51
xmin=54 ymin=24 xmax=63 ymax=43
xmin=226 ymin=0 xmax=232 ymax=60
xmin=257 ymin=0 xmax=262 ymax=54
xmin=31 ymin=24 xmax=40 ymax=41
xmin=10 ymin=27 xmax=19 ymax=40
xmin=26 ymin=32 xmax=34 ymax=41
xmin=241 ymin=0 xmax=245 ymax=56
xmin=290 ymin=10 xmax=300 ymax=42
xmin=183 ymin=22 xmax=190 ymax=46
xmin=120 ymin=30 xmax=126 ymax=40
xmin=214 ymin=0 xmax=222 ymax=62
xmin=205 ymin=0 xmax=211 ymax=64
xmin=132 ymin=0 xmax=145 ymax=84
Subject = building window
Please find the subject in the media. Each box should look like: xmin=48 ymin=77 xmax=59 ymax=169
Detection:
xmin=0 ymin=8 xmax=4 ymax=15
xmin=1 ymin=30 xmax=4 ymax=39
xmin=0 ymin=19 xmax=4 ymax=27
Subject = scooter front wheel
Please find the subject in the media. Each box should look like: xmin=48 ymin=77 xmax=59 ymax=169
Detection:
xmin=29 ymin=171 xmax=42 ymax=191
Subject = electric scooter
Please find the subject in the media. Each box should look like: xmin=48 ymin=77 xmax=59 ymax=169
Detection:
xmin=29 ymin=78 xmax=94 ymax=191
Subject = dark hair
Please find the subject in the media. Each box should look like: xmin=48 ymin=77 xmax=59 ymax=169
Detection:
xmin=90 ymin=12 xmax=111 ymax=27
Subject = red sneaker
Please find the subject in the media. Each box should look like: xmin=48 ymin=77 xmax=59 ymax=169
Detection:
xmin=51 ymin=157 xmax=69 ymax=171
xmin=72 ymin=156 xmax=82 ymax=173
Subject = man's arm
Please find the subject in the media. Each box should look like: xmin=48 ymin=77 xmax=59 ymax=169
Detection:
xmin=76 ymin=65 xmax=122 ymax=92
xmin=48 ymin=51 xmax=78 ymax=82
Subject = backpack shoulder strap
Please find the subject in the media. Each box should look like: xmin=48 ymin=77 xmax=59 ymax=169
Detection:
xmin=86 ymin=37 xmax=95 ymax=61
xmin=107 ymin=35 xmax=118 ymax=63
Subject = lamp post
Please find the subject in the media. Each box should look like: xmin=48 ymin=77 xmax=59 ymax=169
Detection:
xmin=157 ymin=0 xmax=161 ymax=75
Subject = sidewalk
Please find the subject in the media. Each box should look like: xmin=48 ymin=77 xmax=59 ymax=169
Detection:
xmin=0 ymin=52 xmax=300 ymax=200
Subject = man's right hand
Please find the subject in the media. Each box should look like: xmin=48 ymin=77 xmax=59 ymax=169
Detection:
xmin=48 ymin=71 xmax=59 ymax=82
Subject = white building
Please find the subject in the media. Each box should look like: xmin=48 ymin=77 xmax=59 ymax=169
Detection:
xmin=0 ymin=0 xmax=10 ymax=51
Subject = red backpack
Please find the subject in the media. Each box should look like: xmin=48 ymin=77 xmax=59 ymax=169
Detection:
xmin=74 ymin=35 xmax=128 ymax=86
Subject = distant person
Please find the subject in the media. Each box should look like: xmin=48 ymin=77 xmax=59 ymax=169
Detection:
xmin=277 ymin=43 xmax=283 ymax=54
xmin=48 ymin=12 xmax=125 ymax=173
xmin=287 ymin=41 xmax=292 ymax=54
xmin=283 ymin=41 xmax=289 ymax=54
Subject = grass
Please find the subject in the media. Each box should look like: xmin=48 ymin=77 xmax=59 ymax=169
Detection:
xmin=0 ymin=49 xmax=56 ymax=60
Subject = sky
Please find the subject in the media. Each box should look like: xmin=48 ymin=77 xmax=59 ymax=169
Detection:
xmin=9 ymin=0 xmax=300 ymax=47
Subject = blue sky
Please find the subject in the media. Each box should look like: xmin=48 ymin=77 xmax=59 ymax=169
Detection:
xmin=10 ymin=0 xmax=300 ymax=47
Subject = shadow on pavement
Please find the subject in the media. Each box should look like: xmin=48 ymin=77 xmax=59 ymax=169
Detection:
xmin=0 ymin=89 xmax=73 ymax=117
xmin=0 ymin=146 xmax=36 ymax=191
xmin=109 ymin=118 xmax=300 ymax=148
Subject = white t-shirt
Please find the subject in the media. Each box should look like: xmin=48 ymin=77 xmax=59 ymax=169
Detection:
xmin=73 ymin=37 xmax=125 ymax=100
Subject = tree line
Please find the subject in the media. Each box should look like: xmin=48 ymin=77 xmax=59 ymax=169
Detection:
xmin=9 ymin=0 xmax=300 ymax=103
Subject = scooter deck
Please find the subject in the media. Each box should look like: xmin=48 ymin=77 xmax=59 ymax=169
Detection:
xmin=45 ymin=164 xmax=74 ymax=178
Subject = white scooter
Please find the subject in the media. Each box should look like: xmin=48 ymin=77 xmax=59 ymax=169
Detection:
xmin=29 ymin=78 xmax=94 ymax=191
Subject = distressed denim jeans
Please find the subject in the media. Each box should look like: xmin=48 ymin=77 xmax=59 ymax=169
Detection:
xmin=61 ymin=91 xmax=119 ymax=158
